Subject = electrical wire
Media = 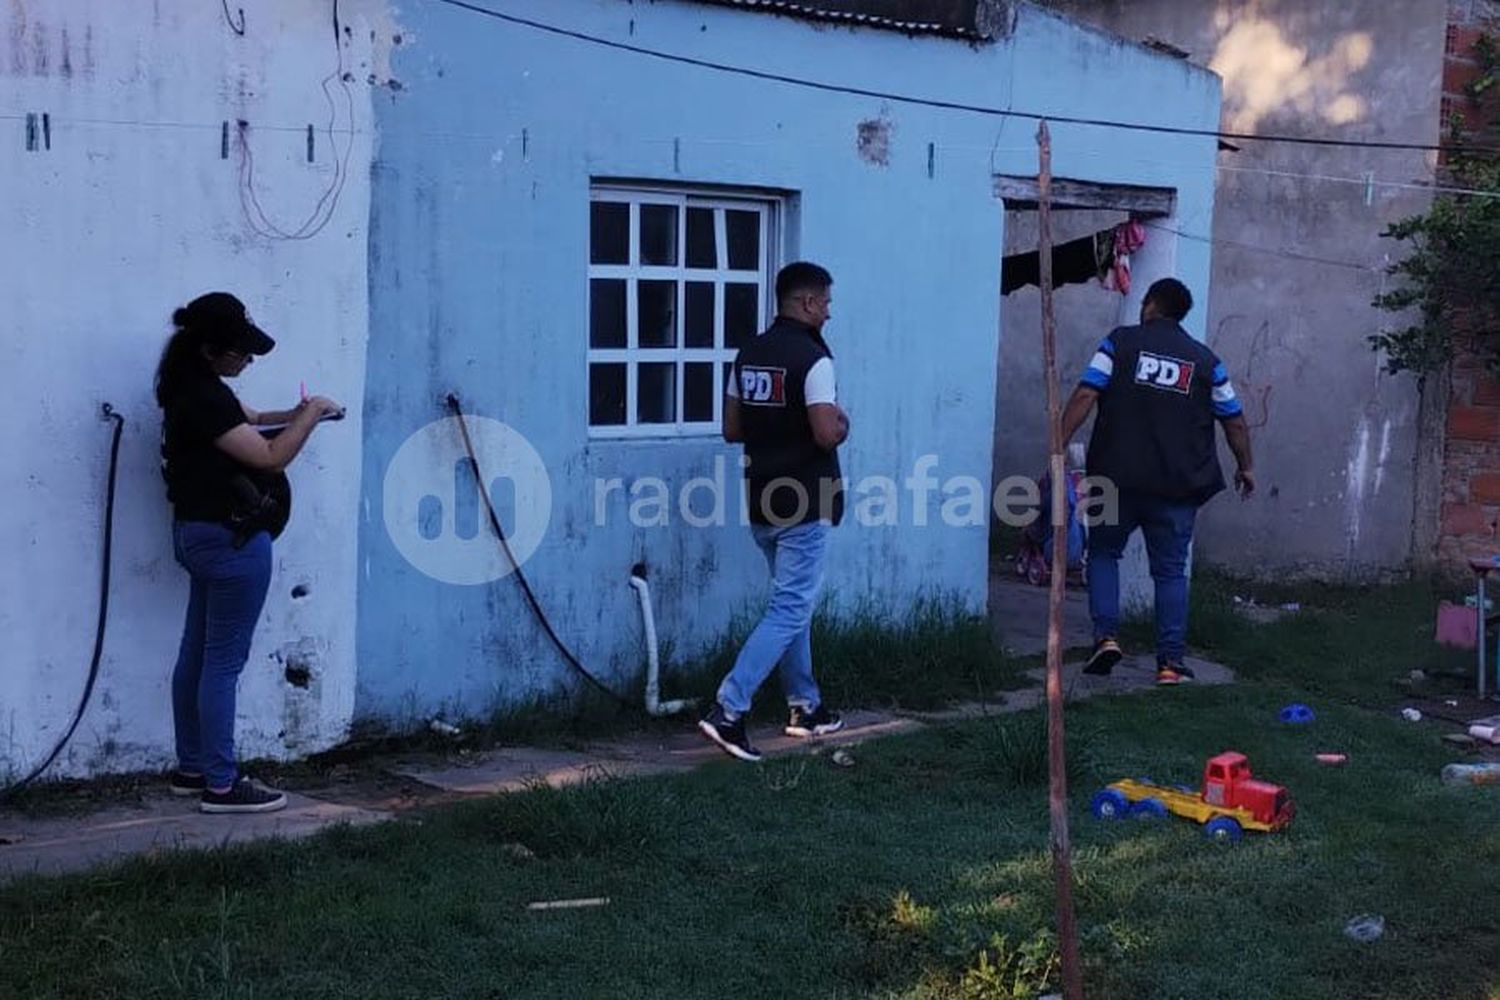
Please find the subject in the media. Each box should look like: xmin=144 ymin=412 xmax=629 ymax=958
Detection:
xmin=1216 ymin=162 xmax=1500 ymax=201
xmin=0 ymin=405 xmax=124 ymax=800
xmin=443 ymin=393 xmax=632 ymax=708
xmin=220 ymin=0 xmax=246 ymax=36
xmin=428 ymin=0 xmax=1500 ymax=158
xmin=1141 ymin=221 xmax=1380 ymax=273
xmin=236 ymin=0 xmax=354 ymax=241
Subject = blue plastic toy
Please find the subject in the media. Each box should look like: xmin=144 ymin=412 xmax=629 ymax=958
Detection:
xmin=1278 ymin=703 xmax=1315 ymax=724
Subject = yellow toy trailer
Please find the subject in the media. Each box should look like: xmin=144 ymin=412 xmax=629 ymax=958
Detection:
xmin=1090 ymin=751 xmax=1296 ymax=844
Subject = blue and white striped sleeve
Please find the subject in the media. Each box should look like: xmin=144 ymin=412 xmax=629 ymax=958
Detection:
xmin=1211 ymin=361 xmax=1243 ymax=419
xmin=1079 ymin=335 xmax=1116 ymax=391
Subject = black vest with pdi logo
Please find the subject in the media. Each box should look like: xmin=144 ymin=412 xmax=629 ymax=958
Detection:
xmin=734 ymin=317 xmax=845 ymax=526
xmin=1086 ymin=319 xmax=1226 ymax=505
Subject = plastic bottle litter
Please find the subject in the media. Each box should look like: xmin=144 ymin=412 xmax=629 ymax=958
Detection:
xmin=1315 ymin=753 xmax=1347 ymax=766
xmin=830 ymin=749 xmax=855 ymax=768
xmin=1400 ymin=708 xmax=1423 ymax=722
xmin=428 ymin=718 xmax=461 ymax=737
xmin=1441 ymin=763 xmax=1500 ymax=786
xmin=1469 ymin=724 xmax=1500 ymax=744
xmin=1344 ymin=914 xmax=1385 ymax=942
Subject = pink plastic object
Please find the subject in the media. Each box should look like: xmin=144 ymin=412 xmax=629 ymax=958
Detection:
xmin=1436 ymin=600 xmax=1478 ymax=650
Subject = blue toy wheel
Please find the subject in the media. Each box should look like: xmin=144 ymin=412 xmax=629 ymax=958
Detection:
xmin=1203 ymin=816 xmax=1243 ymax=844
xmin=1091 ymin=789 xmax=1129 ymax=820
xmin=1132 ymin=797 xmax=1168 ymax=820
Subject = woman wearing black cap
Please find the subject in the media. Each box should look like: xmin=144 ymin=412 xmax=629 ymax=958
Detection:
xmin=155 ymin=292 xmax=341 ymax=814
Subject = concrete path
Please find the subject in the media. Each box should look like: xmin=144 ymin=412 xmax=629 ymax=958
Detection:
xmin=0 ymin=583 xmax=1230 ymax=883
xmin=989 ymin=575 xmax=1094 ymax=657
xmin=0 ymin=793 xmax=386 ymax=882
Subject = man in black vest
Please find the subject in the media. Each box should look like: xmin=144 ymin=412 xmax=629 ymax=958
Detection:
xmin=1060 ymin=278 xmax=1255 ymax=685
xmin=698 ymin=262 xmax=848 ymax=761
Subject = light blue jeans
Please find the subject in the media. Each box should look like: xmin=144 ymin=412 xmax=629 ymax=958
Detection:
xmin=717 ymin=521 xmax=829 ymax=717
xmin=171 ymin=521 xmax=273 ymax=790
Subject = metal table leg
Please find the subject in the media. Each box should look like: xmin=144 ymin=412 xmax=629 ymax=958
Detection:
xmin=1481 ymin=573 xmax=1488 ymax=701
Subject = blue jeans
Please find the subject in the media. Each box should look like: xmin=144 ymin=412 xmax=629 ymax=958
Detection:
xmin=717 ymin=521 xmax=829 ymax=717
xmin=171 ymin=521 xmax=273 ymax=790
xmin=1087 ymin=492 xmax=1197 ymax=665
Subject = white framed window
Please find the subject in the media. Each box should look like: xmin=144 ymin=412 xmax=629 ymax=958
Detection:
xmin=587 ymin=185 xmax=779 ymax=438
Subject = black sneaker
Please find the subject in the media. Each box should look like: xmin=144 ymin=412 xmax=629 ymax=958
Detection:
xmin=1084 ymin=638 xmax=1124 ymax=676
xmin=200 ymin=777 xmax=288 ymax=814
xmin=786 ymin=704 xmax=844 ymax=738
xmin=168 ymin=771 xmax=205 ymax=797
xmin=697 ymin=704 xmax=762 ymax=762
xmin=1156 ymin=661 xmax=1196 ymax=686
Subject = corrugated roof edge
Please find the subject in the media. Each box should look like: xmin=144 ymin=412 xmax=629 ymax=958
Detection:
xmin=670 ymin=0 xmax=1017 ymax=41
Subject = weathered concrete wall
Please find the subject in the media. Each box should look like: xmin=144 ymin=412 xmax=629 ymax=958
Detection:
xmin=1038 ymin=0 xmax=1447 ymax=578
xmin=2 ymin=0 xmax=1222 ymax=779
xmin=354 ymin=0 xmax=1222 ymax=722
xmin=0 ymin=0 xmax=387 ymax=780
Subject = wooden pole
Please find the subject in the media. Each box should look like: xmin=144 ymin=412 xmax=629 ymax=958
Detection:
xmin=1037 ymin=119 xmax=1084 ymax=1000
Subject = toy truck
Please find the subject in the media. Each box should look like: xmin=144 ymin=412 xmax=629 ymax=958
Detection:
xmin=1090 ymin=751 xmax=1295 ymax=844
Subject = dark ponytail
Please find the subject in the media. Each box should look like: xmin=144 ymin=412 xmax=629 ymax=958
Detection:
xmin=154 ymin=309 xmax=213 ymax=408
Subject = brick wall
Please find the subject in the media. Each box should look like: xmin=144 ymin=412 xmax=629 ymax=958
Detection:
xmin=1437 ymin=3 xmax=1500 ymax=566
xmin=1444 ymin=3 xmax=1500 ymax=153
xmin=1442 ymin=350 xmax=1500 ymax=563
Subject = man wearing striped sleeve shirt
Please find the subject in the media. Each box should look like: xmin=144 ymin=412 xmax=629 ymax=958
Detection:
xmin=1060 ymin=279 xmax=1255 ymax=685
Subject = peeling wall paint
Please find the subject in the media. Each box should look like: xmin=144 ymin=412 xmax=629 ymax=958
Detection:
xmin=1 ymin=0 xmax=389 ymax=781
xmin=4 ymin=0 xmax=1219 ymax=779
xmin=354 ymin=0 xmax=1220 ymax=721
xmin=856 ymin=112 xmax=894 ymax=166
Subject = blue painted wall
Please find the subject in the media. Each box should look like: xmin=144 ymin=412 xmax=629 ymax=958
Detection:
xmin=355 ymin=0 xmax=1222 ymax=722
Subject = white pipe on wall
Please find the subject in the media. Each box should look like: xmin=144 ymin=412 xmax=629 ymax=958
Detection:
xmin=628 ymin=573 xmax=695 ymax=717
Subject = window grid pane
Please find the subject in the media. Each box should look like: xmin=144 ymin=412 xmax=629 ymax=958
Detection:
xmin=589 ymin=190 xmax=774 ymax=436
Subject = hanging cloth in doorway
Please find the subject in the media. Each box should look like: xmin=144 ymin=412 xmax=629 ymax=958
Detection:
xmin=1000 ymin=222 xmax=1147 ymax=296
xmin=1101 ymin=220 xmax=1147 ymax=295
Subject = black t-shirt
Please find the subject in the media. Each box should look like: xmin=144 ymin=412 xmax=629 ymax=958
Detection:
xmin=161 ymin=375 xmax=251 ymax=522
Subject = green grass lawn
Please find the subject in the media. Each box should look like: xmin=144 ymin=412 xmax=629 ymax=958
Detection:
xmin=3 ymin=577 xmax=1499 ymax=999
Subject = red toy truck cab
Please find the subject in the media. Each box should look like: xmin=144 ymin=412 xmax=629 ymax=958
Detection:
xmin=1202 ymin=752 xmax=1295 ymax=828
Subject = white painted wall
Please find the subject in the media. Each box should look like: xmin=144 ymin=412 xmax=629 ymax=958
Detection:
xmin=0 ymin=0 xmax=388 ymax=780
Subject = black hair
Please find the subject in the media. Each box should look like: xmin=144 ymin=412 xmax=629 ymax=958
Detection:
xmin=1143 ymin=278 xmax=1194 ymax=322
xmin=775 ymin=261 xmax=833 ymax=304
xmin=153 ymin=306 xmax=216 ymax=408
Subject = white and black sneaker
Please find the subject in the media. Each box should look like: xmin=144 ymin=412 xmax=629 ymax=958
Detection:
xmin=785 ymin=704 xmax=844 ymax=738
xmin=200 ymin=777 xmax=288 ymax=814
xmin=698 ymin=704 xmax=763 ymax=762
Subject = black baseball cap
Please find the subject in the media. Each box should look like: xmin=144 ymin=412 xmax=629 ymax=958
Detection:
xmin=175 ymin=292 xmax=276 ymax=355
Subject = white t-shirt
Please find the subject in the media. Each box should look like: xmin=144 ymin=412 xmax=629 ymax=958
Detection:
xmin=727 ymin=357 xmax=836 ymax=405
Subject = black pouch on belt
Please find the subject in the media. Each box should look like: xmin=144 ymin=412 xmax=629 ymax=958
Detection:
xmin=225 ymin=471 xmax=292 ymax=548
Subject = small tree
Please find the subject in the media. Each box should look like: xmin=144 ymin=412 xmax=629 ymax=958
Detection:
xmin=1372 ymin=35 xmax=1500 ymax=375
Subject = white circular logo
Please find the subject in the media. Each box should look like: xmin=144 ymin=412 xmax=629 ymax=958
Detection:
xmin=382 ymin=416 xmax=552 ymax=585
